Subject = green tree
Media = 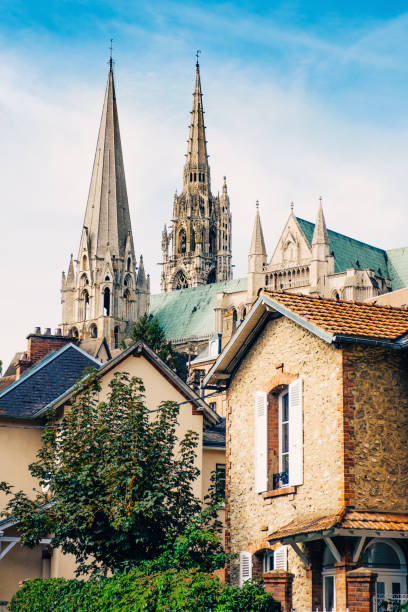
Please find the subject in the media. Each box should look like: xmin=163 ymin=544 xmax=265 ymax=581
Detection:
xmin=123 ymin=313 xmax=187 ymax=380
xmin=1 ymin=370 xmax=221 ymax=576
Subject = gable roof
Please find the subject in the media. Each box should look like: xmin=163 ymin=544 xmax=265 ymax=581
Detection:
xmin=150 ymin=278 xmax=247 ymax=343
xmin=204 ymin=291 xmax=408 ymax=388
xmin=0 ymin=344 xmax=101 ymax=420
xmin=51 ymin=340 xmax=220 ymax=426
xmin=297 ymin=217 xmax=389 ymax=277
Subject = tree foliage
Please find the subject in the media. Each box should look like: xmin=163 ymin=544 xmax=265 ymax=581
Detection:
xmin=124 ymin=313 xmax=187 ymax=380
xmin=1 ymin=370 xmax=219 ymax=576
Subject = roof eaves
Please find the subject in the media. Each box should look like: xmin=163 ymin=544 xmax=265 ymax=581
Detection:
xmin=262 ymin=295 xmax=335 ymax=345
xmin=0 ymin=343 xmax=98 ymax=402
xmin=332 ymin=334 xmax=400 ymax=349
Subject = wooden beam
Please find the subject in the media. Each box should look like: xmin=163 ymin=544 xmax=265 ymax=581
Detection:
xmin=334 ymin=528 xmax=408 ymax=539
xmin=352 ymin=536 xmax=366 ymax=563
xmin=324 ymin=536 xmax=341 ymax=563
xmin=0 ymin=541 xmax=17 ymax=561
xmin=287 ymin=538 xmax=311 ymax=569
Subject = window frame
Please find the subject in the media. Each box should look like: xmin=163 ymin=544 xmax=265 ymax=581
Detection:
xmin=278 ymin=389 xmax=289 ymax=485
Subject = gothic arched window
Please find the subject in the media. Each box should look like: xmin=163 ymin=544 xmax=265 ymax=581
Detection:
xmin=90 ymin=324 xmax=97 ymax=338
xmin=207 ymin=269 xmax=216 ymax=284
xmin=114 ymin=326 xmax=119 ymax=349
xmin=173 ymin=271 xmax=189 ymax=290
xmin=191 ymin=230 xmax=196 ymax=253
xmin=124 ymin=289 xmax=131 ymax=319
xmin=232 ymin=309 xmax=238 ymax=328
xmin=82 ymin=255 xmax=88 ymax=270
xmin=81 ymin=290 xmax=89 ymax=320
xmin=209 ymin=228 xmax=217 ymax=254
xmin=70 ymin=327 xmax=79 ymax=340
xmin=103 ymin=288 xmax=111 ymax=316
xmin=179 ymin=229 xmax=186 ymax=254
xmin=127 ymin=257 xmax=131 ymax=272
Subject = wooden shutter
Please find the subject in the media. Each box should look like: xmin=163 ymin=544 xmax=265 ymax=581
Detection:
xmin=254 ymin=391 xmax=268 ymax=493
xmin=239 ymin=551 xmax=252 ymax=585
xmin=273 ymin=545 xmax=288 ymax=570
xmin=288 ymin=378 xmax=303 ymax=486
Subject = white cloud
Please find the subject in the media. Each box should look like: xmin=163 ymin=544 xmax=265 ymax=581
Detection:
xmin=1 ymin=13 xmax=408 ymax=370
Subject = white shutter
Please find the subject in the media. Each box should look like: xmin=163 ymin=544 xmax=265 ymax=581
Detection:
xmin=288 ymin=378 xmax=303 ymax=486
xmin=273 ymin=545 xmax=288 ymax=571
xmin=239 ymin=551 xmax=252 ymax=585
xmin=254 ymin=391 xmax=268 ymax=493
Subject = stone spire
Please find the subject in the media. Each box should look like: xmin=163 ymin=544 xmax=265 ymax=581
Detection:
xmin=248 ymin=201 xmax=267 ymax=301
xmin=312 ymin=197 xmax=329 ymax=248
xmin=183 ymin=58 xmax=210 ymax=192
xmin=249 ymin=201 xmax=267 ymax=257
xmin=82 ymin=61 xmax=132 ymax=260
xmin=60 ymin=61 xmax=149 ymax=355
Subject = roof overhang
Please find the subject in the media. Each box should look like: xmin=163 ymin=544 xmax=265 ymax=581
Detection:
xmin=203 ymin=293 xmax=408 ymax=389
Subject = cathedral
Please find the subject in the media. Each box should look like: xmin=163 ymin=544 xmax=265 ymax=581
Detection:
xmin=60 ymin=58 xmax=149 ymax=357
xmin=160 ymin=58 xmax=232 ymax=291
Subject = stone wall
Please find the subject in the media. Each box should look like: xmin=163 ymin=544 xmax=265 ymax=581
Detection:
xmin=343 ymin=345 xmax=408 ymax=511
xmin=226 ymin=315 xmax=343 ymax=602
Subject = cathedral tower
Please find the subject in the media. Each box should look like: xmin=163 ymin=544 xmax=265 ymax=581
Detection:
xmin=161 ymin=59 xmax=232 ymax=291
xmin=60 ymin=59 xmax=149 ymax=352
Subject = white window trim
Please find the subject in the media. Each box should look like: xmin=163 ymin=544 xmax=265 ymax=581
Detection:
xmin=322 ymin=569 xmax=336 ymax=612
xmin=278 ymin=389 xmax=289 ymax=478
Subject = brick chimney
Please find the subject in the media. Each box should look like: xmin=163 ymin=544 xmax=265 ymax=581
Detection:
xmin=26 ymin=327 xmax=73 ymax=365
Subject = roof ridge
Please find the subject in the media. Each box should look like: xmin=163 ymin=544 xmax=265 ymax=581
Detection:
xmin=263 ymin=289 xmax=408 ymax=312
xmin=297 ymin=216 xmax=387 ymax=254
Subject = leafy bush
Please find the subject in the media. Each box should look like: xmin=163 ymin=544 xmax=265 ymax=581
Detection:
xmin=9 ymin=569 xmax=279 ymax=612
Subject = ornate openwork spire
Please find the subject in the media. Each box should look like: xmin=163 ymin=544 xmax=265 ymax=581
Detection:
xmin=183 ymin=56 xmax=210 ymax=192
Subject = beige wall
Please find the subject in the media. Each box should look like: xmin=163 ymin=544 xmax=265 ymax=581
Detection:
xmin=0 ymin=527 xmax=43 ymax=604
xmin=0 ymin=420 xmax=42 ymax=513
xmin=202 ymin=447 xmax=225 ymax=501
xmin=226 ymin=316 xmax=343 ymax=603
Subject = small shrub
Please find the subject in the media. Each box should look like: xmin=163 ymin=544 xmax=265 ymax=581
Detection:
xmin=9 ymin=569 xmax=280 ymax=612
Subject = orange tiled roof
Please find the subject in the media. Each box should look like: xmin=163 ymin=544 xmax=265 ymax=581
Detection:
xmin=264 ymin=291 xmax=408 ymax=341
xmin=268 ymin=510 xmax=408 ymax=541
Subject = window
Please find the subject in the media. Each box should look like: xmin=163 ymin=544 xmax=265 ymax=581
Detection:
xmin=263 ymin=550 xmax=274 ymax=573
xmin=179 ymin=229 xmax=186 ymax=254
xmin=239 ymin=552 xmax=252 ymax=586
xmin=81 ymin=290 xmax=89 ymax=320
xmin=215 ymin=464 xmax=226 ymax=501
xmin=127 ymin=257 xmax=131 ymax=272
xmin=254 ymin=379 xmax=303 ymax=494
xmin=174 ymin=270 xmax=189 ymax=290
xmin=90 ymin=324 xmax=97 ymax=338
xmin=114 ymin=326 xmax=119 ymax=349
xmin=210 ymin=402 xmax=217 ymax=412
xmin=277 ymin=391 xmax=289 ymax=487
xmin=103 ymin=288 xmax=110 ymax=316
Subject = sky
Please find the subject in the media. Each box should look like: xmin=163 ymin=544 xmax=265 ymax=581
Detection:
xmin=1 ymin=0 xmax=408 ymax=370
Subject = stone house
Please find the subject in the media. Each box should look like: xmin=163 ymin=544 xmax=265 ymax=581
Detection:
xmin=204 ymin=290 xmax=408 ymax=612
xmin=0 ymin=339 xmax=224 ymax=604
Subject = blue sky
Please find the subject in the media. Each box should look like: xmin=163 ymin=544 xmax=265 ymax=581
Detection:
xmin=1 ymin=0 xmax=408 ymax=367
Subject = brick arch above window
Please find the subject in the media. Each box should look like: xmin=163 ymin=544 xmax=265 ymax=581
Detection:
xmin=264 ymin=372 xmax=297 ymax=394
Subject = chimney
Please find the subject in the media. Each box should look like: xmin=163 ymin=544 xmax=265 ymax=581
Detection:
xmin=14 ymin=353 xmax=31 ymax=380
xmin=26 ymin=327 xmax=73 ymax=365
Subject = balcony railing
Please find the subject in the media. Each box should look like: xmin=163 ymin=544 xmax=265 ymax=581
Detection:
xmin=273 ymin=470 xmax=289 ymax=489
xmin=373 ymin=594 xmax=408 ymax=611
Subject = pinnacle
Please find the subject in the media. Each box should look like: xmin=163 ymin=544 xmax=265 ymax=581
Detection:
xmin=250 ymin=202 xmax=267 ymax=256
xmin=312 ymin=197 xmax=329 ymax=246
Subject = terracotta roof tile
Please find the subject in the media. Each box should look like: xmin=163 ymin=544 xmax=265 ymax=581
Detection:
xmin=264 ymin=291 xmax=408 ymax=342
xmin=268 ymin=510 xmax=408 ymax=541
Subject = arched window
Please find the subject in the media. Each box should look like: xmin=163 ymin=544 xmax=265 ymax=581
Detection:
xmin=80 ymin=273 xmax=88 ymax=287
xmin=90 ymin=324 xmax=97 ymax=338
xmin=105 ymin=275 xmax=110 ymax=282
xmin=103 ymin=288 xmax=110 ymax=316
xmin=124 ymin=289 xmax=131 ymax=319
xmin=207 ymin=269 xmax=216 ymax=284
xmin=127 ymin=257 xmax=131 ymax=272
xmin=194 ymin=172 xmax=197 ymax=182
xmin=242 ymin=307 xmax=247 ymax=319
xmin=179 ymin=229 xmax=186 ymax=254
xmin=124 ymin=274 xmax=132 ymax=288
xmin=81 ymin=290 xmax=89 ymax=320
xmin=232 ymin=309 xmax=238 ymax=328
xmin=82 ymin=255 xmax=87 ymax=270
xmin=114 ymin=326 xmax=119 ymax=349
xmin=202 ymin=173 xmax=205 ymax=183
xmin=190 ymin=172 xmax=192 ymax=182
xmin=173 ymin=271 xmax=188 ymax=290
xmin=191 ymin=230 xmax=196 ymax=253
xmin=70 ymin=327 xmax=79 ymax=340
xmin=209 ymin=228 xmax=217 ymax=254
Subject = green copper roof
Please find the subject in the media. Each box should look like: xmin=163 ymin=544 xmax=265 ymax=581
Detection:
xmin=150 ymin=278 xmax=247 ymax=341
xmin=386 ymin=247 xmax=408 ymax=291
xmin=297 ymin=217 xmax=389 ymax=277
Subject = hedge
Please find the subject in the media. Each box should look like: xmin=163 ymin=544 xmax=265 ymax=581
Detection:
xmin=9 ymin=568 xmax=280 ymax=612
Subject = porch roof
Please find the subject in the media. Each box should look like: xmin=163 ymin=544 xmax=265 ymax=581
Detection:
xmin=268 ymin=510 xmax=408 ymax=543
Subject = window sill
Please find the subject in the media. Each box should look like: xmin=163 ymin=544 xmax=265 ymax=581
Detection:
xmin=261 ymin=486 xmax=297 ymax=500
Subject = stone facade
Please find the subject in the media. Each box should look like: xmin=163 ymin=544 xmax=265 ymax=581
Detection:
xmin=161 ymin=61 xmax=232 ymax=291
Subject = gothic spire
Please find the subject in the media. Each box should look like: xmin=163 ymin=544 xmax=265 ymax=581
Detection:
xmin=183 ymin=58 xmax=210 ymax=191
xmin=81 ymin=61 xmax=133 ymax=260
xmin=249 ymin=201 xmax=267 ymax=257
xmin=312 ymin=197 xmax=329 ymax=247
